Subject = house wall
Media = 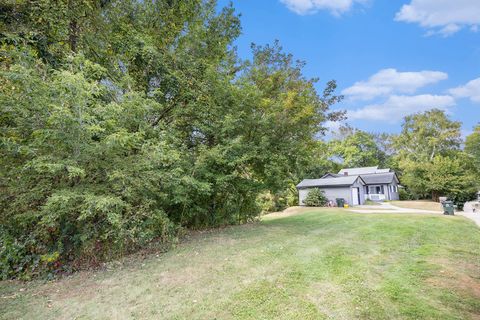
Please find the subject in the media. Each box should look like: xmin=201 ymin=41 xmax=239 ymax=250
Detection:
xmin=389 ymin=180 xmax=400 ymax=200
xmin=299 ymin=182 xmax=365 ymax=206
xmin=299 ymin=187 xmax=351 ymax=206
xmin=351 ymin=178 xmax=366 ymax=205
xmin=298 ymin=189 xmax=310 ymax=206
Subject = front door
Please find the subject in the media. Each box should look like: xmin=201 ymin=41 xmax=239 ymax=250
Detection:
xmin=352 ymin=188 xmax=360 ymax=206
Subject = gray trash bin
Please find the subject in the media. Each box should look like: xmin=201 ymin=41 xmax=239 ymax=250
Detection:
xmin=442 ymin=201 xmax=454 ymax=215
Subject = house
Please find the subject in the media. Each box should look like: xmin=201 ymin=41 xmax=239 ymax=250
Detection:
xmin=297 ymin=166 xmax=400 ymax=206
xmin=297 ymin=175 xmax=366 ymax=206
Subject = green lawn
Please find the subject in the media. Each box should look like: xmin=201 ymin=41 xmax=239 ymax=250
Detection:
xmin=1 ymin=208 xmax=480 ymax=320
xmin=390 ymin=200 xmax=443 ymax=212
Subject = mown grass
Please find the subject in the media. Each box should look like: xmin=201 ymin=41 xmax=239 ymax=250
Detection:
xmin=390 ymin=200 xmax=443 ymax=212
xmin=1 ymin=208 xmax=479 ymax=319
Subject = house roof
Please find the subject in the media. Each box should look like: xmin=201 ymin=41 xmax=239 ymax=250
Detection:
xmin=338 ymin=166 xmax=379 ymax=175
xmin=296 ymin=176 xmax=364 ymax=189
xmin=360 ymin=172 xmax=398 ymax=185
xmin=321 ymin=173 xmax=343 ymax=178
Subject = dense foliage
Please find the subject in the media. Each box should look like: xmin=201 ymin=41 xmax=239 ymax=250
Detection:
xmin=0 ymin=0 xmax=342 ymax=278
xmin=328 ymin=126 xmax=388 ymax=168
xmin=391 ymin=110 xmax=477 ymax=203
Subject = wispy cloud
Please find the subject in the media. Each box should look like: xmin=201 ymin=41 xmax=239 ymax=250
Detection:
xmin=347 ymin=94 xmax=456 ymax=122
xmin=280 ymin=0 xmax=367 ymax=16
xmin=342 ymin=68 xmax=448 ymax=101
xmin=395 ymin=0 xmax=480 ymax=36
xmin=449 ymin=77 xmax=480 ymax=103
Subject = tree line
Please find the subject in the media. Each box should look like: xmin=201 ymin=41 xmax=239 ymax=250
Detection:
xmin=0 ymin=0 xmax=478 ymax=279
xmin=324 ymin=110 xmax=479 ymax=205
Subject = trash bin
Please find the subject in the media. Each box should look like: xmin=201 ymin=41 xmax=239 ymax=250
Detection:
xmin=442 ymin=201 xmax=455 ymax=215
xmin=336 ymin=198 xmax=345 ymax=208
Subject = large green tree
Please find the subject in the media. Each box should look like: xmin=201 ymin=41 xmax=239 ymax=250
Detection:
xmin=0 ymin=1 xmax=342 ymax=278
xmin=465 ymin=125 xmax=480 ymax=174
xmin=394 ymin=109 xmax=461 ymax=162
xmin=329 ymin=127 xmax=387 ymax=168
xmin=392 ymin=110 xmax=474 ymax=201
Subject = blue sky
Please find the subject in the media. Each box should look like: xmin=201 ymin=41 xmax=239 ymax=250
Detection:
xmin=218 ymin=0 xmax=480 ymax=136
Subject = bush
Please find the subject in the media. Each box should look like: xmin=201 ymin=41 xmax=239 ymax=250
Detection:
xmin=304 ymin=188 xmax=328 ymax=207
xmin=399 ymin=188 xmax=413 ymax=200
xmin=448 ymin=190 xmax=477 ymax=211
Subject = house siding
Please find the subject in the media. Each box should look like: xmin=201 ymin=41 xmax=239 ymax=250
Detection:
xmin=351 ymin=178 xmax=366 ymax=205
xmin=299 ymin=178 xmax=366 ymax=206
xmin=389 ymin=180 xmax=400 ymax=200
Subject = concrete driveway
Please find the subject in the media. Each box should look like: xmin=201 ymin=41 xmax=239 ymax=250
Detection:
xmin=349 ymin=202 xmax=480 ymax=227
xmin=349 ymin=202 xmax=441 ymax=214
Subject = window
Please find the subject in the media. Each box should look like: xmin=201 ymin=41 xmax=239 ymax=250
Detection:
xmin=368 ymin=186 xmax=384 ymax=194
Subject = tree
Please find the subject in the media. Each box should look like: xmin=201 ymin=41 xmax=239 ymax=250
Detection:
xmin=394 ymin=109 xmax=461 ymax=162
xmin=329 ymin=128 xmax=387 ymax=168
xmin=236 ymin=41 xmax=344 ymax=209
xmin=465 ymin=125 xmax=480 ymax=174
xmin=1 ymin=1 xmax=344 ymax=278
xmin=392 ymin=110 xmax=469 ymax=201
xmin=425 ymin=154 xmax=476 ymax=202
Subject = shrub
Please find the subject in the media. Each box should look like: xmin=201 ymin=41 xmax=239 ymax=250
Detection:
xmin=304 ymin=188 xmax=328 ymax=207
xmin=399 ymin=188 xmax=413 ymax=200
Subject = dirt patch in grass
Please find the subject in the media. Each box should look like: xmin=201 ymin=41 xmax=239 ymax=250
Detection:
xmin=426 ymin=258 xmax=480 ymax=299
xmin=307 ymin=281 xmax=355 ymax=319
xmin=264 ymin=206 xmax=320 ymax=219
xmin=391 ymin=201 xmax=443 ymax=212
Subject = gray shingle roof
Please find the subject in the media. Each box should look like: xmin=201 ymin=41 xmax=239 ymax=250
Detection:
xmin=296 ymin=176 xmax=363 ymax=189
xmin=338 ymin=166 xmax=378 ymax=175
xmin=321 ymin=173 xmax=343 ymax=178
xmin=360 ymin=172 xmax=397 ymax=185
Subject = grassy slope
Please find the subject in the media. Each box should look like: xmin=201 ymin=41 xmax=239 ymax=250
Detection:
xmin=1 ymin=208 xmax=479 ymax=320
xmin=390 ymin=201 xmax=443 ymax=212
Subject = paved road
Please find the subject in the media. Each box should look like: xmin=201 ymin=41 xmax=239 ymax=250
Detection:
xmin=349 ymin=203 xmax=480 ymax=227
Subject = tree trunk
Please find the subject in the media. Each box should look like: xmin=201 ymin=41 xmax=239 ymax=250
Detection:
xmin=69 ymin=19 xmax=78 ymax=53
xmin=68 ymin=0 xmax=79 ymax=53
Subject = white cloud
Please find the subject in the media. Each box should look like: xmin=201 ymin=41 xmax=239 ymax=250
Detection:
xmin=449 ymin=78 xmax=480 ymax=103
xmin=347 ymin=94 xmax=456 ymax=122
xmin=395 ymin=0 xmax=480 ymax=36
xmin=280 ymin=0 xmax=366 ymax=15
xmin=342 ymin=68 xmax=448 ymax=100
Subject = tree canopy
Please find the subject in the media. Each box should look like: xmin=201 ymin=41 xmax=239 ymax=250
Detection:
xmin=0 ymin=0 xmax=342 ymax=279
xmin=391 ymin=110 xmax=476 ymax=201
xmin=329 ymin=126 xmax=387 ymax=168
